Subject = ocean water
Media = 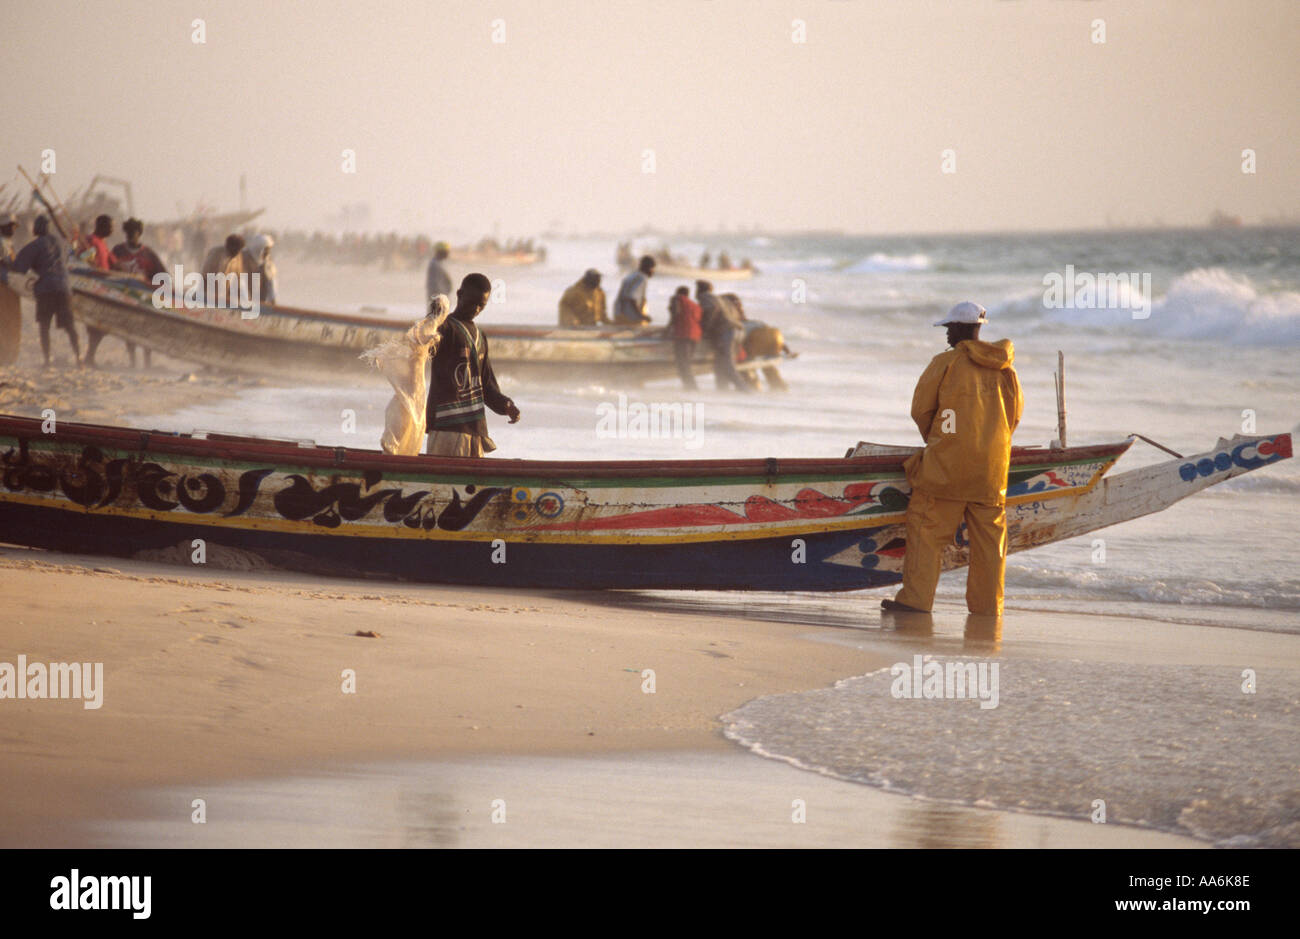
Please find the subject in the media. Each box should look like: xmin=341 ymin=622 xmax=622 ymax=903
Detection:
xmin=723 ymin=660 xmax=1300 ymax=847
xmin=138 ymin=226 xmax=1300 ymax=632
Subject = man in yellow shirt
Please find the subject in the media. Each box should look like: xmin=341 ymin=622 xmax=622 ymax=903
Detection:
xmin=557 ymin=269 xmax=608 ymax=327
xmin=883 ymin=301 xmax=1024 ymax=617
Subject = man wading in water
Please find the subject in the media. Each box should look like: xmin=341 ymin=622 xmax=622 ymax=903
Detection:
xmin=425 ymin=273 xmax=520 ymax=457
xmin=883 ymin=301 xmax=1023 ymax=617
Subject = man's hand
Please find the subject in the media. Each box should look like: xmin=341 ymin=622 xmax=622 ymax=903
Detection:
xmin=506 ymin=401 xmax=521 ymax=424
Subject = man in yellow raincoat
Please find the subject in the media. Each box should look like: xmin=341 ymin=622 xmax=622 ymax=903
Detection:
xmin=558 ymin=269 xmax=609 ymax=326
xmin=883 ymin=301 xmax=1024 ymax=616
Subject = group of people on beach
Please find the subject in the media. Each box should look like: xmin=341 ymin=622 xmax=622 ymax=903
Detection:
xmin=390 ymin=272 xmax=1024 ymax=619
xmin=555 ymin=255 xmax=796 ymax=392
xmin=0 ymin=208 xmax=277 ymax=368
xmin=5 ymin=200 xmax=1021 ymax=620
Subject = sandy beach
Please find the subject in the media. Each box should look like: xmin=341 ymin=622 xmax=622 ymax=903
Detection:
xmin=9 ymin=537 xmax=1283 ymax=848
xmin=0 ymin=542 xmax=889 ymax=845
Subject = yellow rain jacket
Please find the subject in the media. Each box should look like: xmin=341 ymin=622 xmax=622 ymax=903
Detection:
xmin=904 ymin=339 xmax=1024 ymax=505
xmin=558 ymin=282 xmax=608 ymax=327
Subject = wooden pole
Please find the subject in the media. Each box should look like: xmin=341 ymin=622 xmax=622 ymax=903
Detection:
xmin=35 ymin=172 xmax=76 ymax=234
xmin=1055 ymin=350 xmax=1067 ymax=449
xmin=17 ymin=166 xmax=69 ymax=240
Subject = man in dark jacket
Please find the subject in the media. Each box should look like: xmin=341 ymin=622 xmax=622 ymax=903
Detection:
xmin=695 ymin=280 xmax=750 ymax=392
xmin=2 ymin=215 xmax=81 ymax=366
xmin=425 ymin=273 xmax=521 ymax=457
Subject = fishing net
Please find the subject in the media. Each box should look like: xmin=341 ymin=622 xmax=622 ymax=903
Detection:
xmin=361 ymin=295 xmax=450 ymax=455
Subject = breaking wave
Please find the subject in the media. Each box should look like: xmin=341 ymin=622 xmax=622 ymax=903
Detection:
xmin=841 ymin=252 xmax=933 ymax=274
xmin=1147 ymin=268 xmax=1300 ymax=342
xmin=1029 ymin=267 xmax=1300 ymax=343
xmin=1003 ymin=564 xmax=1300 ymax=613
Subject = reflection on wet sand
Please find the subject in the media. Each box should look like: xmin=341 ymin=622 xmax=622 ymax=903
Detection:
xmin=91 ymin=752 xmax=1200 ymax=849
xmin=899 ymin=801 xmax=1004 ymax=850
xmin=963 ymin=613 xmax=1002 ymax=651
xmin=396 ymin=787 xmax=462 ymax=849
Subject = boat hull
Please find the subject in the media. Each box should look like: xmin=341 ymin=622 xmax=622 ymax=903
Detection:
xmin=2 ymin=415 xmax=1286 ymax=591
xmin=63 ymin=267 xmax=716 ymax=382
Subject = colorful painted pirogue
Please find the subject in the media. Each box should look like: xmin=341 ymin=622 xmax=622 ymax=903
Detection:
xmin=0 ymin=414 xmax=1290 ymax=589
xmin=49 ymin=266 xmax=720 ymax=382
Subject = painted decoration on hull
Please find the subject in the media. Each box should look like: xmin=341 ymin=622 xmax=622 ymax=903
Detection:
xmin=1 ymin=439 xmax=509 ymax=534
xmin=1178 ymin=435 xmax=1291 ymax=480
xmin=1 ymin=433 xmax=1124 ymax=548
xmin=0 ymin=419 xmax=1291 ymax=590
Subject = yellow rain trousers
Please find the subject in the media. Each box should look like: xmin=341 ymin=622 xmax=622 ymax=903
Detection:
xmin=891 ymin=338 xmax=1024 ymax=615
xmin=742 ymin=325 xmax=788 ymax=390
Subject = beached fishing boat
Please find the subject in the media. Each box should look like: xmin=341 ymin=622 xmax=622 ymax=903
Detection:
xmin=0 ymin=413 xmax=1288 ymax=590
xmin=32 ymin=266 xmax=734 ymax=383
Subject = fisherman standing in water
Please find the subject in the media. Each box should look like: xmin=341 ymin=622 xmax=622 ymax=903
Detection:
xmin=425 ymin=273 xmax=520 ymax=457
xmin=883 ymin=302 xmax=1023 ymax=617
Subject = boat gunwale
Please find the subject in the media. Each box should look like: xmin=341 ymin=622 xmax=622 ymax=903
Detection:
xmin=70 ymin=268 xmax=671 ymax=342
xmin=0 ymin=414 xmax=1134 ymax=482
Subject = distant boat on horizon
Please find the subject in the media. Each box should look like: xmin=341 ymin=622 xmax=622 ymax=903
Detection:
xmin=1209 ymin=210 xmax=1244 ymax=229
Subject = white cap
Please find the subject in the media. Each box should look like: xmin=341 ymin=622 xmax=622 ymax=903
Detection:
xmin=245 ymin=233 xmax=273 ymax=255
xmin=934 ymin=301 xmax=988 ymax=327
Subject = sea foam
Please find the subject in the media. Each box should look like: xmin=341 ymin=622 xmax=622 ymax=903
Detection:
xmin=724 ymin=661 xmax=1300 ymax=847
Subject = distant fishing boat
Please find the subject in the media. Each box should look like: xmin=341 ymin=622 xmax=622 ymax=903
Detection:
xmin=449 ymin=248 xmax=543 ymax=266
xmin=621 ymin=260 xmax=755 ymax=281
xmin=380 ymin=247 xmax=544 ymax=272
xmin=1209 ymin=210 xmax=1244 ymax=230
xmin=35 ymin=266 xmax=753 ymax=383
xmin=0 ymin=413 xmax=1288 ymax=590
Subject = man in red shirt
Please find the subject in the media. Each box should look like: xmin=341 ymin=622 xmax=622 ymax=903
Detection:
xmin=110 ymin=218 xmax=164 ymax=368
xmin=668 ymin=285 xmax=702 ymax=390
xmin=111 ymin=218 xmax=165 ymax=281
xmin=80 ymin=215 xmax=117 ymax=368
xmin=80 ymin=215 xmax=147 ymax=368
xmin=82 ymin=215 xmax=114 ymax=270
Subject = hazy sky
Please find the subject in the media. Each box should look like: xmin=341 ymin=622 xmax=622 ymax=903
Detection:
xmin=4 ymin=0 xmax=1297 ymax=235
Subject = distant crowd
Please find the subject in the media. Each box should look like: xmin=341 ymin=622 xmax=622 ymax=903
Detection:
xmin=0 ymin=209 xmax=278 ymax=368
xmin=0 ymin=202 xmax=543 ymax=274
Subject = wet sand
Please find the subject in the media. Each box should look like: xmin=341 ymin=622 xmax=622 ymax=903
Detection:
xmin=90 ymin=751 xmax=1201 ymax=849
xmin=2 ymin=543 xmax=1268 ymax=848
